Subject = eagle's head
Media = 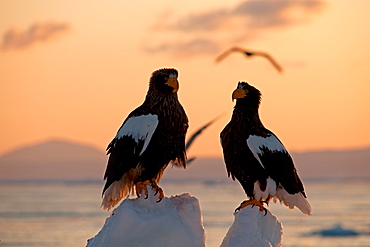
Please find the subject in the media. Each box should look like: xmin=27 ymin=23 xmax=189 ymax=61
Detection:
xmin=232 ymin=82 xmax=262 ymax=108
xmin=150 ymin=68 xmax=179 ymax=94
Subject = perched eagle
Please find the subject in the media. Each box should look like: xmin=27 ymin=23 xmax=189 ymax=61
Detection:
xmin=101 ymin=68 xmax=188 ymax=210
xmin=220 ymin=82 xmax=311 ymax=215
xmin=215 ymin=46 xmax=283 ymax=73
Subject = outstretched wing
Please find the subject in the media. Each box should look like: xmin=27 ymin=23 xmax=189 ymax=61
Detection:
xmin=103 ymin=114 xmax=159 ymax=193
xmin=253 ymin=51 xmax=283 ymax=73
xmin=215 ymin=48 xmax=236 ymax=63
xmin=185 ymin=113 xmax=224 ymax=151
xmin=173 ymin=113 xmax=224 ymax=166
xmin=215 ymin=46 xmax=283 ymax=73
xmin=246 ymin=133 xmax=305 ymax=195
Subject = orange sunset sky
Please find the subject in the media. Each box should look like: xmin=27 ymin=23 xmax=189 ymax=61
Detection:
xmin=1 ymin=0 xmax=370 ymax=158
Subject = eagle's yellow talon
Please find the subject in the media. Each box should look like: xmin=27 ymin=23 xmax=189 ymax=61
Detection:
xmin=156 ymin=187 xmax=164 ymax=203
xmin=135 ymin=180 xmax=164 ymax=202
xmin=236 ymin=199 xmax=266 ymax=213
xmin=151 ymin=182 xmax=164 ymax=202
xmin=136 ymin=180 xmax=151 ymax=198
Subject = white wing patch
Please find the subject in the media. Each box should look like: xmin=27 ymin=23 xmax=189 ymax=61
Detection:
xmin=247 ymin=134 xmax=287 ymax=168
xmin=116 ymin=114 xmax=159 ymax=155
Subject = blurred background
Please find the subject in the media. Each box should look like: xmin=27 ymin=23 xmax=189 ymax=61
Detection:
xmin=1 ymin=0 xmax=369 ymax=158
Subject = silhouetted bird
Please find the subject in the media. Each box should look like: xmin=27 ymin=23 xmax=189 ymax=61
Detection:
xmin=215 ymin=47 xmax=283 ymax=73
xmin=172 ymin=114 xmax=223 ymax=167
xmin=220 ymin=82 xmax=311 ymax=215
xmin=101 ymin=68 xmax=188 ymax=210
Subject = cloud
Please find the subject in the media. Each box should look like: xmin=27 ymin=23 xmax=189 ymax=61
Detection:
xmin=171 ymin=9 xmax=230 ymax=32
xmin=144 ymin=0 xmax=325 ymax=56
xmin=144 ymin=38 xmax=220 ymax=56
xmin=171 ymin=0 xmax=325 ymax=31
xmin=1 ymin=21 xmax=70 ymax=51
xmin=232 ymin=0 xmax=324 ymax=28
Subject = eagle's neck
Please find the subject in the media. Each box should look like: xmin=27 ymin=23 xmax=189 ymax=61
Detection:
xmin=142 ymin=90 xmax=186 ymax=125
xmin=143 ymin=90 xmax=177 ymax=109
xmin=232 ymin=105 xmax=265 ymax=132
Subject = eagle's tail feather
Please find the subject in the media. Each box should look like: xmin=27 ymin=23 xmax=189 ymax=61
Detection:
xmin=101 ymin=175 xmax=133 ymax=211
xmin=274 ymin=186 xmax=312 ymax=216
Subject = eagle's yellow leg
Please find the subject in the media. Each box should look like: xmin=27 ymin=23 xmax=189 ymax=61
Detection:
xmin=236 ymin=199 xmax=266 ymax=213
xmin=135 ymin=180 xmax=151 ymax=198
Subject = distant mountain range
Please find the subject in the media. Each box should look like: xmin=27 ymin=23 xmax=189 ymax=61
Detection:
xmin=0 ymin=139 xmax=369 ymax=180
xmin=0 ymin=140 xmax=106 ymax=180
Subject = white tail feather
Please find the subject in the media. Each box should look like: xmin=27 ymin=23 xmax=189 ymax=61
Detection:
xmin=274 ymin=186 xmax=312 ymax=216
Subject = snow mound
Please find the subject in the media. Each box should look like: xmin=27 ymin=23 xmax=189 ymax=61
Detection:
xmin=220 ymin=205 xmax=283 ymax=247
xmin=87 ymin=191 xmax=205 ymax=247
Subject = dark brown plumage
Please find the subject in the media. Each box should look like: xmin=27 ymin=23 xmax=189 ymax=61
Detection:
xmin=101 ymin=68 xmax=188 ymax=210
xmin=220 ymin=82 xmax=311 ymax=215
xmin=215 ymin=46 xmax=283 ymax=73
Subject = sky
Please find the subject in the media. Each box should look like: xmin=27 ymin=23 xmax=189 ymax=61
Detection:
xmin=1 ymin=0 xmax=370 ymax=158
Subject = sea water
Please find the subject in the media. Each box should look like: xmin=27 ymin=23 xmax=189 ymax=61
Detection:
xmin=0 ymin=178 xmax=369 ymax=247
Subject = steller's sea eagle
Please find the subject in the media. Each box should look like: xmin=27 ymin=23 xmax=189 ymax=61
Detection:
xmin=220 ymin=82 xmax=311 ymax=215
xmin=101 ymin=68 xmax=188 ymax=210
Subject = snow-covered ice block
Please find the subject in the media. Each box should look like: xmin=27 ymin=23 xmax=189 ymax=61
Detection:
xmin=220 ymin=205 xmax=283 ymax=247
xmin=87 ymin=192 xmax=205 ymax=247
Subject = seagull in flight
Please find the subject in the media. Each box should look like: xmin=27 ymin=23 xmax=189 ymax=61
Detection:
xmin=215 ymin=47 xmax=283 ymax=73
xmin=172 ymin=114 xmax=224 ymax=166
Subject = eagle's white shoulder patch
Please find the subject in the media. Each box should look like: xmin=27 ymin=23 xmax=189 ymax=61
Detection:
xmin=246 ymin=134 xmax=287 ymax=168
xmin=116 ymin=114 xmax=159 ymax=155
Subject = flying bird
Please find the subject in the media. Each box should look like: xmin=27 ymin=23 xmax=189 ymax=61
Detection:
xmin=101 ymin=68 xmax=188 ymax=210
xmin=172 ymin=114 xmax=224 ymax=167
xmin=215 ymin=47 xmax=283 ymax=73
xmin=220 ymin=82 xmax=311 ymax=215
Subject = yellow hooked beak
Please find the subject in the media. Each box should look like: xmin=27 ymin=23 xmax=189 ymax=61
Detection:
xmin=165 ymin=77 xmax=179 ymax=93
xmin=232 ymin=88 xmax=247 ymax=101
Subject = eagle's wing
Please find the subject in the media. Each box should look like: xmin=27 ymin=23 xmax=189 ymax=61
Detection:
xmin=247 ymin=133 xmax=312 ymax=215
xmin=103 ymin=114 xmax=159 ymax=193
xmin=113 ymin=114 xmax=158 ymax=156
xmin=246 ymin=133 xmax=304 ymax=195
xmin=246 ymin=134 xmax=287 ymax=168
xmin=220 ymin=123 xmax=247 ymax=181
